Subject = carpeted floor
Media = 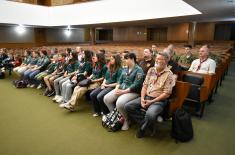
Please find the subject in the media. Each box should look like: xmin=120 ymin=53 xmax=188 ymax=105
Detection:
xmin=0 ymin=62 xmax=235 ymax=155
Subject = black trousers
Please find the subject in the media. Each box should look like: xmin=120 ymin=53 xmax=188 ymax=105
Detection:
xmin=90 ymin=87 xmax=114 ymax=114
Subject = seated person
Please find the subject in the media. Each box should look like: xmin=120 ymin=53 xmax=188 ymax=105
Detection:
xmin=0 ymin=48 xmax=8 ymax=66
xmin=124 ymin=52 xmax=175 ymax=138
xmin=178 ymin=45 xmax=196 ymax=70
xmin=138 ymin=48 xmax=155 ymax=75
xmin=24 ymin=50 xmax=50 ymax=88
xmin=60 ymin=52 xmax=107 ymax=111
xmin=22 ymin=51 xmax=40 ymax=82
xmin=167 ymin=44 xmax=179 ymax=62
xmin=11 ymin=54 xmax=22 ymax=68
xmin=120 ymin=50 xmax=129 ymax=68
xmin=188 ymin=45 xmax=216 ymax=74
xmin=163 ymin=48 xmax=181 ymax=74
xmin=34 ymin=54 xmax=59 ymax=89
xmin=52 ymin=52 xmax=79 ymax=101
xmin=0 ymin=48 xmax=9 ymax=72
xmin=90 ymin=54 xmax=122 ymax=117
xmin=151 ymin=44 xmax=158 ymax=57
xmin=43 ymin=53 xmax=67 ymax=97
xmin=13 ymin=50 xmax=32 ymax=75
xmin=57 ymin=50 xmax=93 ymax=103
xmin=103 ymin=52 xmax=144 ymax=131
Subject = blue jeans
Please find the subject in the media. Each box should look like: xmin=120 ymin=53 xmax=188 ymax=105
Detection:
xmin=124 ymin=96 xmax=167 ymax=132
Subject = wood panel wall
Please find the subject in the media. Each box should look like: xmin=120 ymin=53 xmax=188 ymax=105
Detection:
xmin=113 ymin=27 xmax=147 ymax=41
xmin=167 ymin=23 xmax=189 ymax=41
xmin=195 ymin=22 xmax=215 ymax=41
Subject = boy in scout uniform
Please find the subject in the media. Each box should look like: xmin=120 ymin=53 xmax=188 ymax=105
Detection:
xmin=178 ymin=45 xmax=196 ymax=70
xmin=103 ymin=52 xmax=144 ymax=131
xmin=125 ymin=52 xmax=175 ymax=138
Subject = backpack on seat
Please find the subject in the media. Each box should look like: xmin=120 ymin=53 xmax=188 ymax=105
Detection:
xmin=171 ymin=108 xmax=194 ymax=142
xmin=102 ymin=108 xmax=124 ymax=132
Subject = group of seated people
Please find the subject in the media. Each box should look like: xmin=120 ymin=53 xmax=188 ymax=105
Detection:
xmin=0 ymin=48 xmax=22 ymax=77
xmin=1 ymin=43 xmax=217 ymax=138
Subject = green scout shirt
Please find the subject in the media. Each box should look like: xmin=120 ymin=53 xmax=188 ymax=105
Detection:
xmin=118 ymin=64 xmax=144 ymax=93
xmin=46 ymin=62 xmax=58 ymax=74
xmin=78 ymin=61 xmax=92 ymax=76
xmin=172 ymin=52 xmax=180 ymax=62
xmin=178 ymin=54 xmax=196 ymax=65
xmin=29 ymin=57 xmax=38 ymax=65
xmin=105 ymin=68 xmax=122 ymax=84
xmin=66 ymin=62 xmax=77 ymax=73
xmin=23 ymin=55 xmax=32 ymax=65
xmin=40 ymin=56 xmax=51 ymax=70
xmin=92 ymin=64 xmax=107 ymax=80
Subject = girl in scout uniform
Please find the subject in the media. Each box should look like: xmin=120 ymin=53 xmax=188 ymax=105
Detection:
xmin=103 ymin=52 xmax=144 ymax=130
xmin=90 ymin=54 xmax=123 ymax=117
xmin=56 ymin=50 xmax=93 ymax=104
xmin=52 ymin=52 xmax=79 ymax=102
xmin=60 ymin=52 xmax=107 ymax=112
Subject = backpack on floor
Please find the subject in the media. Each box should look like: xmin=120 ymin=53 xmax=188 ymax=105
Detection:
xmin=171 ymin=108 xmax=194 ymax=142
xmin=102 ymin=108 xmax=124 ymax=132
xmin=13 ymin=79 xmax=28 ymax=88
xmin=0 ymin=71 xmax=5 ymax=79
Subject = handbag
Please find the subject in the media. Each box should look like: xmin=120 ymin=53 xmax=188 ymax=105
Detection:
xmin=76 ymin=74 xmax=86 ymax=82
xmin=78 ymin=78 xmax=92 ymax=87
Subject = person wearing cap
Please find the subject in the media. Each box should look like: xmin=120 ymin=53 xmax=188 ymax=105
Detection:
xmin=124 ymin=52 xmax=175 ymax=138
xmin=103 ymin=52 xmax=144 ymax=131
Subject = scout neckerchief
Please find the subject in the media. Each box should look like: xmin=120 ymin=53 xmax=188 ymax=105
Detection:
xmin=196 ymin=57 xmax=208 ymax=71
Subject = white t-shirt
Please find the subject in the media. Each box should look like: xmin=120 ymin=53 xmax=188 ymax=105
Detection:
xmin=188 ymin=58 xmax=216 ymax=74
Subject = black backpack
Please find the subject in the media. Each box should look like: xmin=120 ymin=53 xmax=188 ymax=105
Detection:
xmin=13 ymin=79 xmax=28 ymax=88
xmin=102 ymin=108 xmax=124 ymax=132
xmin=171 ymin=108 xmax=193 ymax=142
xmin=0 ymin=71 xmax=5 ymax=79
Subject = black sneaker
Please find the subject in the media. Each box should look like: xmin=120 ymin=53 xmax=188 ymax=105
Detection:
xmin=136 ymin=129 xmax=145 ymax=138
xmin=47 ymin=90 xmax=55 ymax=97
xmin=43 ymin=89 xmax=49 ymax=96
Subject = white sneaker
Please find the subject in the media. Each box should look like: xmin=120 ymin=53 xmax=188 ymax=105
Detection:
xmin=59 ymin=103 xmax=66 ymax=108
xmin=92 ymin=113 xmax=100 ymax=117
xmin=121 ymin=120 xmax=130 ymax=131
xmin=157 ymin=116 xmax=163 ymax=123
xmin=37 ymin=84 xmax=42 ymax=89
xmin=56 ymin=96 xmax=63 ymax=103
xmin=52 ymin=95 xmax=59 ymax=101
xmin=30 ymin=84 xmax=35 ymax=88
